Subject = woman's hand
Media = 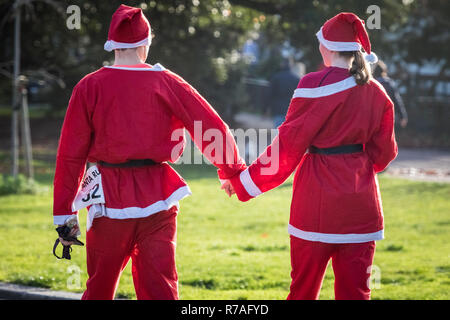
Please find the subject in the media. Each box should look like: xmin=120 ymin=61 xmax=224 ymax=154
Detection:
xmin=221 ymin=180 xmax=235 ymax=197
xmin=57 ymin=233 xmax=77 ymax=246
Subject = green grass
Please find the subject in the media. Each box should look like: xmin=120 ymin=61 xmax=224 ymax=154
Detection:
xmin=0 ymin=105 xmax=65 ymax=118
xmin=0 ymin=162 xmax=449 ymax=300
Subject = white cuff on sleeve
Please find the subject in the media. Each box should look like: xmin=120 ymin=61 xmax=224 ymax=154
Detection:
xmin=239 ymin=168 xmax=262 ymax=197
xmin=53 ymin=215 xmax=75 ymax=226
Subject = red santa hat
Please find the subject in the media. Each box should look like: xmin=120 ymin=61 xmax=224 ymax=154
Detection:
xmin=316 ymin=12 xmax=378 ymax=64
xmin=104 ymin=4 xmax=152 ymax=52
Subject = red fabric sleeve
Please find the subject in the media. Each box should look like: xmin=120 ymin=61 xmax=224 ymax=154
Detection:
xmin=53 ymin=82 xmax=92 ymax=221
xmin=365 ymin=100 xmax=398 ymax=172
xmin=230 ymin=96 xmax=335 ymax=202
xmin=165 ymin=72 xmax=246 ymax=179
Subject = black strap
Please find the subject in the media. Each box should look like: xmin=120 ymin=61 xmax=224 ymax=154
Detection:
xmin=309 ymin=144 xmax=363 ymax=155
xmin=99 ymin=159 xmax=158 ymax=168
xmin=53 ymin=225 xmax=84 ymax=260
xmin=53 ymin=239 xmax=73 ymax=260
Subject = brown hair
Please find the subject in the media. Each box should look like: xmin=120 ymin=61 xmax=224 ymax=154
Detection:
xmin=372 ymin=59 xmax=388 ymax=78
xmin=115 ymin=48 xmax=138 ymax=52
xmin=339 ymin=51 xmax=372 ymax=85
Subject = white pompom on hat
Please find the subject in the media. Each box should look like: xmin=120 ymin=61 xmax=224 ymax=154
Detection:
xmin=316 ymin=12 xmax=378 ymax=64
xmin=104 ymin=4 xmax=152 ymax=52
xmin=364 ymin=52 xmax=379 ymax=64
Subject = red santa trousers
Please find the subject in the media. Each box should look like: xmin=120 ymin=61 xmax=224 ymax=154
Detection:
xmin=287 ymin=236 xmax=376 ymax=300
xmin=81 ymin=206 xmax=178 ymax=300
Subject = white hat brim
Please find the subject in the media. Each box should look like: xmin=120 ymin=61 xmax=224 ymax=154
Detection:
xmin=104 ymin=35 xmax=152 ymax=52
xmin=316 ymin=27 xmax=361 ymax=52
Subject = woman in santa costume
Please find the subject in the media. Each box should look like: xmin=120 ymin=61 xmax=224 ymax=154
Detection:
xmin=53 ymin=4 xmax=245 ymax=300
xmin=224 ymin=12 xmax=398 ymax=300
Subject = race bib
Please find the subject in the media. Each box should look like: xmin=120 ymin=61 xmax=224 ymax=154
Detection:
xmin=72 ymin=165 xmax=105 ymax=212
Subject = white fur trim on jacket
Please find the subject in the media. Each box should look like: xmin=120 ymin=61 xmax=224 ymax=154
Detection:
xmin=239 ymin=168 xmax=262 ymax=197
xmin=55 ymin=185 xmax=192 ymax=227
xmin=89 ymin=185 xmax=191 ymax=221
xmin=288 ymin=224 xmax=384 ymax=243
xmin=293 ymin=76 xmax=357 ymax=99
xmin=103 ymin=63 xmax=166 ymax=71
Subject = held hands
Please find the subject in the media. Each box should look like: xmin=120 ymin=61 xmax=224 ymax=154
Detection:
xmin=221 ymin=180 xmax=236 ymax=197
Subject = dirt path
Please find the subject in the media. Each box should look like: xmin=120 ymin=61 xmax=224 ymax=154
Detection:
xmin=233 ymin=112 xmax=450 ymax=183
xmin=385 ymin=148 xmax=450 ymax=183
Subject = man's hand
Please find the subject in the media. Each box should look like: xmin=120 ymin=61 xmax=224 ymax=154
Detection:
xmin=221 ymin=180 xmax=235 ymax=197
xmin=56 ymin=221 xmax=83 ymax=246
xmin=57 ymin=226 xmax=77 ymax=246
xmin=54 ymin=217 xmax=84 ymax=260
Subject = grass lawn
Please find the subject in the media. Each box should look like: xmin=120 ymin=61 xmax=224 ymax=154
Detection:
xmin=0 ymin=161 xmax=449 ymax=300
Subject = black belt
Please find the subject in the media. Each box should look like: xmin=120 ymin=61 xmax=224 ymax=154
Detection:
xmin=98 ymin=159 xmax=158 ymax=168
xmin=309 ymin=144 xmax=363 ymax=155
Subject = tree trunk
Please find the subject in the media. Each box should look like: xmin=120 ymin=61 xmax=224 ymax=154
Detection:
xmin=20 ymin=85 xmax=33 ymax=180
xmin=11 ymin=4 xmax=21 ymax=178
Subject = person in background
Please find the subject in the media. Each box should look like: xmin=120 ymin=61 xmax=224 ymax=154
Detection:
xmin=373 ymin=60 xmax=408 ymax=128
xmin=267 ymin=59 xmax=301 ymax=128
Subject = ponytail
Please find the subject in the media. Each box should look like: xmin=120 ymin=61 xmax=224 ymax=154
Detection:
xmin=339 ymin=51 xmax=372 ymax=86
xmin=351 ymin=51 xmax=372 ymax=85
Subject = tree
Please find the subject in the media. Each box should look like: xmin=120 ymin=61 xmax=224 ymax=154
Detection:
xmin=0 ymin=0 xmax=262 ymax=124
xmin=0 ymin=0 xmax=448 ymax=143
xmin=0 ymin=0 xmax=63 ymax=177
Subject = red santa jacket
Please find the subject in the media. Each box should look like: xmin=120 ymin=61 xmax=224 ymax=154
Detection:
xmin=53 ymin=63 xmax=245 ymax=225
xmin=230 ymin=67 xmax=398 ymax=243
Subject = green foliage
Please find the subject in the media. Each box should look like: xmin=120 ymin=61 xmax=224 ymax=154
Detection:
xmin=1 ymin=0 xmax=448 ymax=120
xmin=229 ymin=0 xmax=409 ymax=71
xmin=0 ymin=0 xmax=262 ymax=123
xmin=0 ymin=174 xmax=41 ymax=196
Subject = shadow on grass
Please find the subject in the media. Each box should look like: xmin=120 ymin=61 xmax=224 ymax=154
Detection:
xmin=9 ymin=275 xmax=54 ymax=289
xmin=181 ymin=278 xmax=217 ymax=290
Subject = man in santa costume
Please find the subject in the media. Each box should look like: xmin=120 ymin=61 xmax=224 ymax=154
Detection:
xmin=53 ymin=4 xmax=245 ymax=300
xmin=223 ymin=12 xmax=397 ymax=299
